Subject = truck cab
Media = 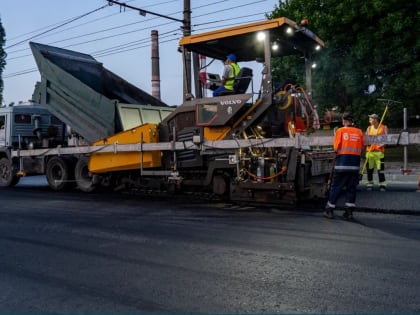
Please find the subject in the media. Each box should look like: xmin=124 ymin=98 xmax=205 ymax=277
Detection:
xmin=0 ymin=101 xmax=66 ymax=151
xmin=0 ymin=101 xmax=67 ymax=185
xmin=0 ymin=111 xmax=6 ymax=148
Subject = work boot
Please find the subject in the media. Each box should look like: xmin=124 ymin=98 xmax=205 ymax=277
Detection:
xmin=323 ymin=210 xmax=334 ymax=219
xmin=342 ymin=206 xmax=354 ymax=221
xmin=343 ymin=203 xmax=355 ymax=220
xmin=323 ymin=202 xmax=335 ymax=219
xmin=379 ymin=185 xmax=387 ymax=192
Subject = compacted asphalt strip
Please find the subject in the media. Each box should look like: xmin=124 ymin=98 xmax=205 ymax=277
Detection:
xmin=344 ymin=162 xmax=420 ymax=214
xmin=14 ymin=162 xmax=420 ymax=214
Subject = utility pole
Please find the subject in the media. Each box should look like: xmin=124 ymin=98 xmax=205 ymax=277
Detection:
xmin=107 ymin=0 xmax=188 ymax=101
xmin=182 ymin=0 xmax=192 ymax=101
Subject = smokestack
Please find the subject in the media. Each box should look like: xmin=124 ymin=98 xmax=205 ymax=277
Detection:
xmin=151 ymin=30 xmax=161 ymax=100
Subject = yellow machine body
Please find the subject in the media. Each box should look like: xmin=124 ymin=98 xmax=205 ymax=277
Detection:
xmin=204 ymin=126 xmax=231 ymax=141
xmin=89 ymin=123 xmax=161 ymax=173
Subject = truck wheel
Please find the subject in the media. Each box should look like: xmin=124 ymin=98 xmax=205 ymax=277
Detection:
xmin=0 ymin=157 xmax=20 ymax=187
xmin=75 ymin=156 xmax=96 ymax=192
xmin=46 ymin=157 xmax=71 ymax=191
xmin=212 ymin=173 xmax=230 ymax=200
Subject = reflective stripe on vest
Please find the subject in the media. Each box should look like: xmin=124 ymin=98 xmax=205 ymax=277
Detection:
xmin=337 ymin=146 xmax=362 ymax=155
xmin=224 ymin=63 xmax=240 ymax=90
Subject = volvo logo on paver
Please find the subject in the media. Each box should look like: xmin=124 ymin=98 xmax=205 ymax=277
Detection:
xmin=220 ymin=99 xmax=242 ymax=106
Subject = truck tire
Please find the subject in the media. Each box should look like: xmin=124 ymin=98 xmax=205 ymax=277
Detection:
xmin=0 ymin=157 xmax=20 ymax=187
xmin=46 ymin=156 xmax=72 ymax=191
xmin=75 ymin=156 xmax=96 ymax=192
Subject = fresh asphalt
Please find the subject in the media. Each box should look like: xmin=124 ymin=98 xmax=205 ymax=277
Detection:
xmin=343 ymin=162 xmax=419 ymax=214
xmin=15 ymin=162 xmax=420 ymax=214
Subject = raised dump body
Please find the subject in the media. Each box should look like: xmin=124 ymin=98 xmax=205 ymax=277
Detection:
xmin=30 ymin=42 xmax=170 ymax=143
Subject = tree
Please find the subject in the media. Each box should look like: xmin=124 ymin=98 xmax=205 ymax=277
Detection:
xmin=0 ymin=18 xmax=5 ymax=105
xmin=269 ymin=0 xmax=419 ymax=128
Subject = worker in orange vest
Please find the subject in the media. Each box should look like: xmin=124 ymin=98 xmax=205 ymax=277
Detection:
xmin=365 ymin=113 xmax=388 ymax=191
xmin=324 ymin=113 xmax=364 ymax=220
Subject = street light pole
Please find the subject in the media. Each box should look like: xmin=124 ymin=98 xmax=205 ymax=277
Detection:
xmin=305 ymin=54 xmax=312 ymax=98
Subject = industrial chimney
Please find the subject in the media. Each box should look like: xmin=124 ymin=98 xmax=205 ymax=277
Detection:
xmin=151 ymin=30 xmax=161 ymax=100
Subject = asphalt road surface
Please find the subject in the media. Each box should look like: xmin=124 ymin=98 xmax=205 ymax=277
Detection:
xmin=0 ymin=183 xmax=419 ymax=313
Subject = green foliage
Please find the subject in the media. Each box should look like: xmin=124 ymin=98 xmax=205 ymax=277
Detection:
xmin=0 ymin=18 xmax=5 ymax=105
xmin=269 ymin=0 xmax=419 ymax=129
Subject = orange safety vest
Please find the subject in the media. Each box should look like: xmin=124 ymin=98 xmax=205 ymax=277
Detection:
xmin=366 ymin=124 xmax=386 ymax=153
xmin=334 ymin=126 xmax=364 ymax=156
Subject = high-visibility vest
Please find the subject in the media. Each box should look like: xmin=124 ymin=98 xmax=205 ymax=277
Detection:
xmin=224 ymin=63 xmax=240 ymax=90
xmin=334 ymin=126 xmax=364 ymax=156
xmin=366 ymin=124 xmax=386 ymax=152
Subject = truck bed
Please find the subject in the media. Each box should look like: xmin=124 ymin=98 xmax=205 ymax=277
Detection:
xmin=30 ymin=42 xmax=168 ymax=143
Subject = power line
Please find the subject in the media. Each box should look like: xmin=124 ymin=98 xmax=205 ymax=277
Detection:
xmin=7 ymin=12 xmax=121 ymax=54
xmin=94 ymin=35 xmax=180 ymax=58
xmin=194 ymin=12 xmax=270 ymax=28
xmin=6 ymin=7 xmax=268 ymax=60
xmin=193 ymin=0 xmax=267 ymax=19
xmin=3 ymin=1 xmax=273 ymax=78
xmin=3 ymin=15 xmax=264 ymax=77
xmin=5 ymin=0 xmax=263 ymax=58
xmin=5 ymin=8 xmax=181 ymax=57
xmin=107 ymin=0 xmax=184 ymax=23
xmin=4 ymin=11 xmax=263 ymax=63
xmin=4 ymin=0 xmax=144 ymax=43
xmin=91 ymin=28 xmax=179 ymax=55
xmin=4 ymin=4 xmax=109 ymax=50
xmin=6 ymin=17 xmax=81 ymax=43
xmin=3 ymin=68 xmax=38 ymax=79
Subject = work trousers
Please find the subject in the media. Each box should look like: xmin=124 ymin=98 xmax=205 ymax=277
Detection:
xmin=366 ymin=151 xmax=386 ymax=183
xmin=328 ymin=171 xmax=359 ymax=206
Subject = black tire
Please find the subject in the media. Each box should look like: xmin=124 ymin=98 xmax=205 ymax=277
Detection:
xmin=0 ymin=157 xmax=20 ymax=187
xmin=212 ymin=173 xmax=231 ymax=200
xmin=46 ymin=156 xmax=72 ymax=191
xmin=75 ymin=156 xmax=96 ymax=192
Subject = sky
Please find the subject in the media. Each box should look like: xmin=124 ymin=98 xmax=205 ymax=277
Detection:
xmin=0 ymin=0 xmax=280 ymax=106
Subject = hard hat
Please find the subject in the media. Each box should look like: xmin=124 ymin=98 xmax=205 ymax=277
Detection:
xmin=226 ymin=53 xmax=237 ymax=62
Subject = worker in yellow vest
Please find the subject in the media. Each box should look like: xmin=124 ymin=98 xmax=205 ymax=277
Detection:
xmin=365 ymin=113 xmax=388 ymax=191
xmin=213 ymin=54 xmax=241 ymax=96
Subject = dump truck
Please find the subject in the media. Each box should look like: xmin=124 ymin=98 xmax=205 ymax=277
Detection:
xmin=0 ymin=42 xmax=174 ymax=191
xmin=2 ymin=17 xmax=417 ymax=205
